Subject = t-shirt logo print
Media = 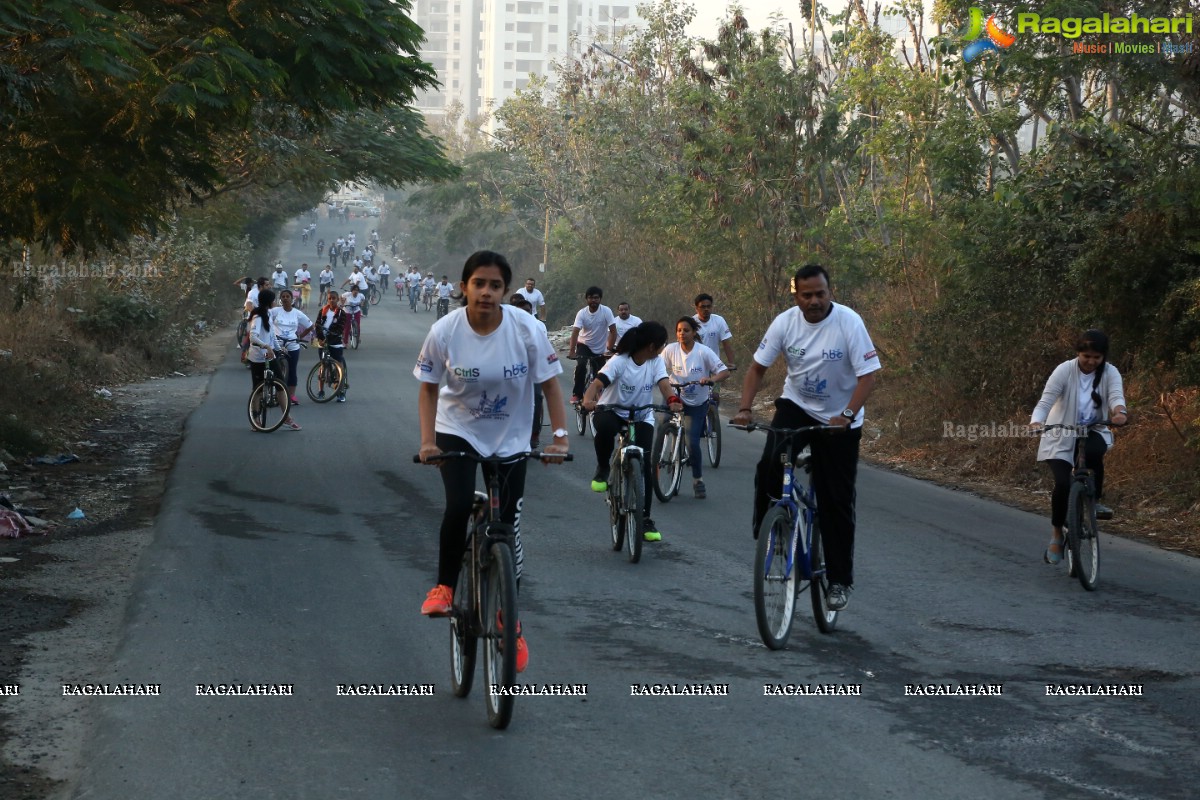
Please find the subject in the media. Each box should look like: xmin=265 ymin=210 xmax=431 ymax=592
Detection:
xmin=469 ymin=391 xmax=508 ymax=420
xmin=801 ymin=375 xmax=828 ymax=397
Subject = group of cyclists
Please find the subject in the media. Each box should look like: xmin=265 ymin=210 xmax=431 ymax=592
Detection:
xmin=407 ymin=251 xmax=1130 ymax=676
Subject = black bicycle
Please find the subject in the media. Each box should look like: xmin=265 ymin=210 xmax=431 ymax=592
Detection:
xmin=566 ymin=353 xmax=607 ymax=437
xmin=248 ymin=352 xmax=291 ymax=432
xmin=1039 ymin=421 xmax=1121 ymax=591
xmin=413 ymin=450 xmax=571 ymax=729
xmin=305 ymin=340 xmax=346 ymax=402
xmin=595 ymin=403 xmax=666 ymax=563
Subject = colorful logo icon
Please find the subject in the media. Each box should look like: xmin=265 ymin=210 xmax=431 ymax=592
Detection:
xmin=962 ymin=7 xmax=1016 ymax=61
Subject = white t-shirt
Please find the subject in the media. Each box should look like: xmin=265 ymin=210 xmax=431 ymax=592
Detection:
xmin=346 ymin=271 xmax=368 ymax=290
xmin=342 ymin=291 xmax=366 ymax=312
xmin=246 ymin=286 xmax=261 ymax=309
xmin=573 ymin=304 xmax=616 ymax=352
xmin=363 ymin=266 xmax=376 ymax=283
xmin=694 ymin=312 xmax=732 ymax=355
xmin=269 ymin=307 xmax=313 ymax=350
xmin=752 ymin=304 xmax=881 ymax=426
xmin=1077 ymin=372 xmax=1098 ymax=426
xmin=437 ymin=281 xmax=454 ymax=299
xmin=319 ymin=269 xmax=334 ymax=286
xmin=423 ymin=277 xmax=436 ymax=291
xmin=597 ymin=353 xmax=668 ymax=424
xmin=246 ymin=316 xmax=278 ymax=363
xmin=414 ymin=306 xmax=563 ymax=457
xmin=407 ymin=271 xmax=422 ymax=288
xmin=272 ymin=270 xmax=289 ymax=288
xmin=379 ymin=263 xmax=390 ymax=276
xmin=293 ymin=268 xmax=311 ymax=285
xmin=515 ymin=287 xmax=545 ymax=312
xmin=661 ymin=342 xmax=727 ymax=407
xmin=613 ymin=314 xmax=642 ymax=344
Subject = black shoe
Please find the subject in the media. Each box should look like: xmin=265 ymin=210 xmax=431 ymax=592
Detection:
xmin=1094 ymin=503 xmax=1113 ymax=520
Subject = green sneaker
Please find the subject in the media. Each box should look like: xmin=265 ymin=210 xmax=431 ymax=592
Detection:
xmin=643 ymin=518 xmax=661 ymax=542
xmin=591 ymin=469 xmax=609 ymax=493
xmin=591 ymin=480 xmax=608 ymax=492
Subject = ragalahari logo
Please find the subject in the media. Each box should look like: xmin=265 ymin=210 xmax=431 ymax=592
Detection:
xmin=962 ymin=7 xmax=1017 ymax=61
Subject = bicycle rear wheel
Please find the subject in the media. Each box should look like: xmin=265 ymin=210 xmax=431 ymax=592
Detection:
xmin=449 ymin=553 xmax=477 ymax=698
xmin=482 ymin=543 xmax=518 ymax=729
xmin=754 ymin=506 xmax=797 ymax=649
xmin=575 ymin=404 xmax=588 ymax=436
xmin=624 ymin=455 xmax=644 ymax=563
xmin=1067 ymin=483 xmax=1100 ymax=591
xmin=369 ymin=288 xmax=380 ymax=306
xmin=248 ymin=380 xmax=290 ymax=432
xmin=608 ymin=469 xmax=624 ymax=551
xmin=706 ymin=403 xmax=722 ymax=468
xmin=809 ymin=519 xmax=838 ymax=633
xmin=652 ymin=426 xmax=683 ymax=503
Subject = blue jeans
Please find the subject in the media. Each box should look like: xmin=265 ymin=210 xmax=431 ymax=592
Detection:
xmin=681 ymin=402 xmax=708 ymax=479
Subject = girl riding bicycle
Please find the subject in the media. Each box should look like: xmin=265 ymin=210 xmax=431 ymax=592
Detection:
xmin=413 ymin=250 xmax=570 ymax=673
xmin=661 ymin=317 xmax=731 ymax=499
xmin=582 ymin=321 xmax=682 ymax=541
xmin=246 ymin=289 xmax=300 ymax=431
xmin=1030 ymin=329 xmax=1128 ymax=565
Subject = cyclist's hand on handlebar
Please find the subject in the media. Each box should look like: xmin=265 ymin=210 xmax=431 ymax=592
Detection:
xmin=582 ymin=397 xmax=597 ymax=412
xmin=667 ymin=397 xmax=683 ymax=413
xmin=731 ymin=408 xmax=753 ymax=428
xmin=541 ymin=441 xmax=569 ymax=464
xmin=417 ymin=443 xmax=442 ymax=464
xmin=1111 ymin=412 xmax=1128 ymax=426
xmin=828 ymin=414 xmax=852 ymax=428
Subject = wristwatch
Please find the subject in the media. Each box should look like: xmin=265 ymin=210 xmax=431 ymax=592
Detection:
xmin=552 ymin=428 xmax=570 ymax=439
xmin=841 ymin=408 xmax=856 ymax=420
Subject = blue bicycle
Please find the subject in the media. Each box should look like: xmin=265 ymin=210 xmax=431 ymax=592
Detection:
xmin=734 ymin=421 xmax=843 ymax=648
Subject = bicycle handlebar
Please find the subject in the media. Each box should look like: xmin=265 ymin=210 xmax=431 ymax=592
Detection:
xmin=731 ymin=421 xmax=847 ymax=435
xmin=1038 ymin=420 xmax=1124 ymax=435
xmin=594 ymin=403 xmax=670 ymax=414
xmin=413 ymin=451 xmax=573 ymax=465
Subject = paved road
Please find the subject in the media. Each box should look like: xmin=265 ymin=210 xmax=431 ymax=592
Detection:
xmin=67 ymin=222 xmax=1200 ymax=799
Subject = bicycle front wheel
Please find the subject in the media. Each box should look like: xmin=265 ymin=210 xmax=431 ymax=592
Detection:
xmin=450 ymin=553 xmax=477 ymax=698
xmin=706 ymin=403 xmax=722 ymax=468
xmin=652 ymin=426 xmax=682 ymax=503
xmin=1067 ymin=483 xmax=1100 ymax=591
xmin=754 ymin=506 xmax=798 ymax=649
xmin=482 ymin=543 xmax=518 ymax=729
xmin=624 ymin=455 xmax=644 ymax=563
xmin=809 ymin=519 xmax=838 ymax=633
xmin=369 ymin=289 xmax=380 ymax=306
xmin=608 ymin=468 xmax=624 ymax=551
xmin=306 ymin=359 xmax=343 ymax=403
xmin=575 ymin=404 xmax=588 ymax=436
xmin=248 ymin=380 xmax=290 ymax=432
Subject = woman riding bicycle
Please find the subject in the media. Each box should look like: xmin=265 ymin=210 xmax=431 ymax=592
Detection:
xmin=246 ymin=289 xmax=300 ymax=431
xmin=315 ymin=290 xmax=349 ymax=402
xmin=1030 ymin=329 xmax=1128 ymax=565
xmin=414 ymin=250 xmax=569 ymax=673
xmin=582 ymin=321 xmax=682 ymax=542
xmin=661 ymin=317 xmax=731 ymax=499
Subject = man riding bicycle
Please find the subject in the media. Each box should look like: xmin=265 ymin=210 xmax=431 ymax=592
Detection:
xmin=731 ymin=265 xmax=880 ymax=612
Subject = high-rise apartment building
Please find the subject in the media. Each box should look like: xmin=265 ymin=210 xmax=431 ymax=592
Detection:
xmin=411 ymin=0 xmax=642 ymax=127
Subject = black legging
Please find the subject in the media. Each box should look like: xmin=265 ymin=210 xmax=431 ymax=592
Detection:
xmin=573 ymin=345 xmax=606 ymax=398
xmin=753 ymin=399 xmax=862 ymax=587
xmin=592 ymin=410 xmax=655 ymax=519
xmin=434 ymin=433 xmax=527 ymax=589
xmin=1045 ymin=431 xmax=1107 ymax=527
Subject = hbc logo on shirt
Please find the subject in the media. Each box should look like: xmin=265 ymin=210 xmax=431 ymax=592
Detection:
xmin=503 ymin=362 xmax=528 ymax=379
xmin=822 ymin=349 xmax=844 ymax=361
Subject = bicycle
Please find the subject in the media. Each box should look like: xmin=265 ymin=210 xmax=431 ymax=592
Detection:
xmin=733 ymin=421 xmax=846 ymax=648
xmin=412 ymin=450 xmax=571 ymax=729
xmin=652 ymin=391 xmax=692 ymax=503
xmin=436 ymin=296 xmax=451 ymax=319
xmin=565 ymin=353 xmax=607 ymax=437
xmin=367 ymin=283 xmax=381 ymax=306
xmin=595 ymin=403 xmax=666 ymax=563
xmin=423 ymin=286 xmax=435 ymax=311
xmin=345 ymin=309 xmax=362 ymax=350
xmin=248 ymin=352 xmax=291 ymax=432
xmin=1038 ymin=421 xmax=1120 ymax=591
xmin=305 ymin=340 xmax=347 ymax=402
xmin=696 ymin=367 xmax=736 ymax=468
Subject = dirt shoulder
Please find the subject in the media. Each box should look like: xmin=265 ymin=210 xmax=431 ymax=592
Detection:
xmin=0 ymin=331 xmax=229 ymax=800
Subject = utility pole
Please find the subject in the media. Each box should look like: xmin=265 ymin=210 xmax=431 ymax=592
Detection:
xmin=541 ymin=206 xmax=550 ymax=272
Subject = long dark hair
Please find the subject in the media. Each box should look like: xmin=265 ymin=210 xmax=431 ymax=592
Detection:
xmin=1076 ymin=329 xmax=1109 ymax=407
xmin=617 ymin=321 xmax=668 ymax=356
xmin=253 ymin=289 xmax=275 ymax=334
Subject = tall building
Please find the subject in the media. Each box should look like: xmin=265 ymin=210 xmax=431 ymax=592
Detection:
xmin=411 ymin=0 xmax=642 ymax=127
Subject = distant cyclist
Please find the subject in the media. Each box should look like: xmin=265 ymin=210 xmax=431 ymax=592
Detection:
xmin=662 ymin=316 xmax=730 ymax=499
xmin=693 ymin=293 xmax=737 ymax=369
xmin=567 ymin=286 xmax=616 ymax=403
xmin=613 ymin=301 xmax=642 ymax=347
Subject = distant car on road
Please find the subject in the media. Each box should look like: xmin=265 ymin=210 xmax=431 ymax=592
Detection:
xmin=366 ymin=206 xmax=382 ymax=217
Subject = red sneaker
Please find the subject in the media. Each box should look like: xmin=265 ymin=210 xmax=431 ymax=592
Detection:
xmin=420 ymin=584 xmax=453 ymax=616
xmin=497 ymin=612 xmax=528 ymax=673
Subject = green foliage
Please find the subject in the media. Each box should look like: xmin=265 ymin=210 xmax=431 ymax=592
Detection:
xmin=77 ymin=291 xmax=157 ymax=342
xmin=0 ymin=0 xmax=448 ymax=254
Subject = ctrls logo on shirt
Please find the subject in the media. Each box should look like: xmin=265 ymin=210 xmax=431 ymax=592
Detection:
xmin=961 ymin=7 xmax=1016 ymax=62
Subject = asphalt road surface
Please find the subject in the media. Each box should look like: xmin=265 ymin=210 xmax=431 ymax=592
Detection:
xmin=66 ymin=224 xmax=1200 ymax=799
